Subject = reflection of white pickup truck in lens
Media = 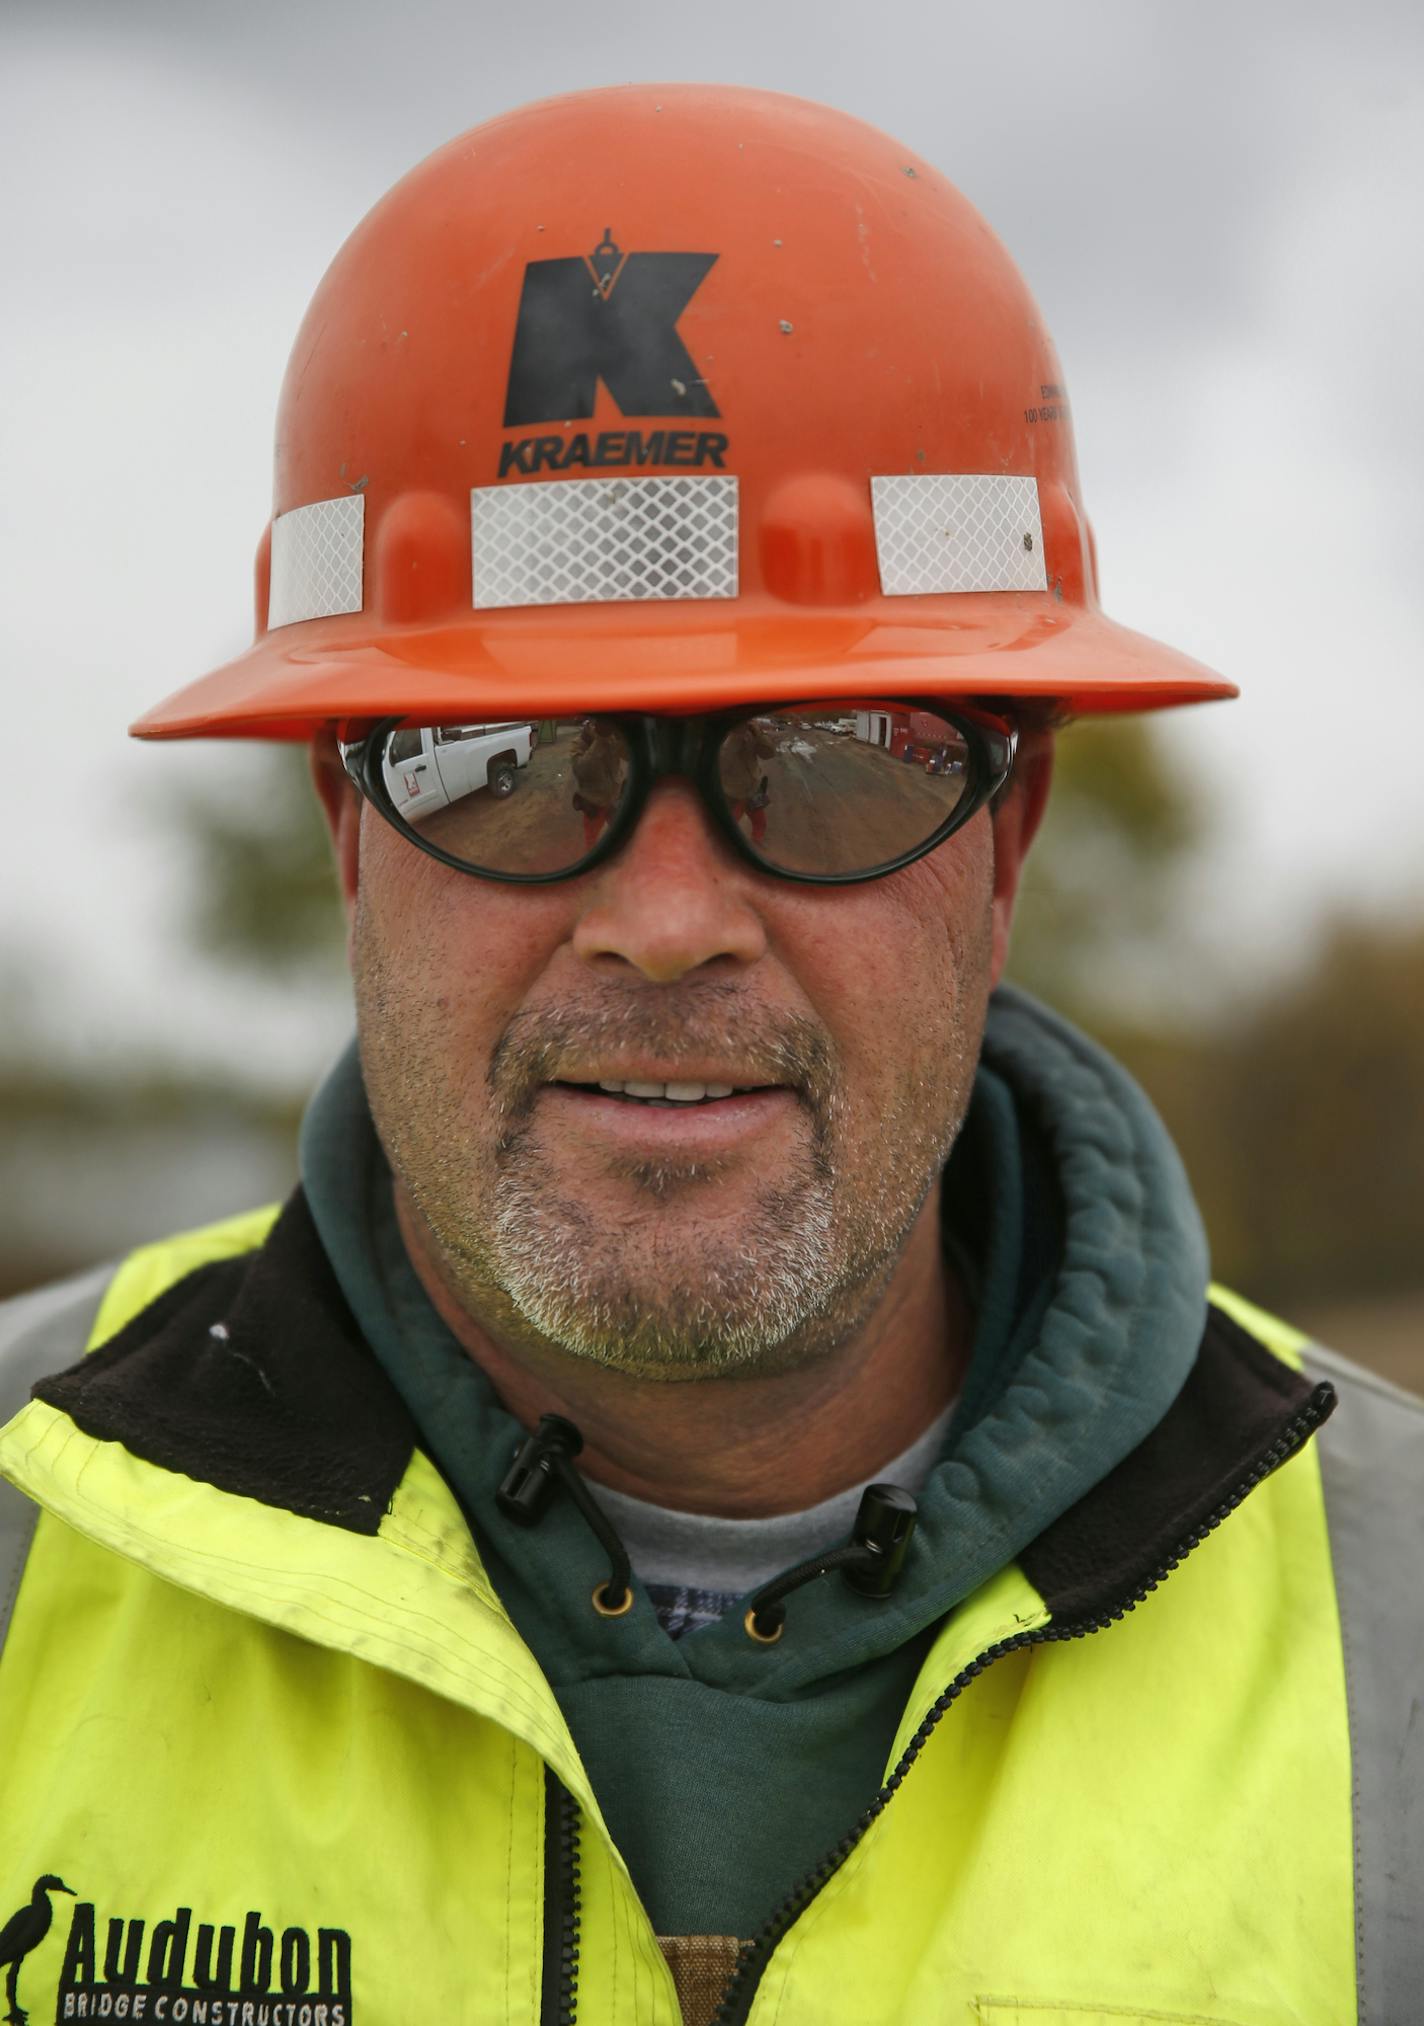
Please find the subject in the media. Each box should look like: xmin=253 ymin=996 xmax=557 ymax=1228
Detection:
xmin=382 ymin=723 xmax=533 ymax=814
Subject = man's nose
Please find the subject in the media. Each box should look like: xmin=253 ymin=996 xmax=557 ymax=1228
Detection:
xmin=570 ymin=784 xmax=769 ymax=984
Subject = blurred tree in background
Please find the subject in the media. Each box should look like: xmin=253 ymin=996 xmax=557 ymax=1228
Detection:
xmin=181 ymin=748 xmax=346 ymax=975
xmin=1157 ymin=916 xmax=1424 ymax=1307
xmin=1007 ymin=716 xmax=1202 ymax=1025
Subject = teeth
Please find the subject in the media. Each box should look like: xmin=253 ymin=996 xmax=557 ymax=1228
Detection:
xmin=583 ymin=1078 xmax=752 ymax=1103
xmin=589 ymin=1078 xmax=743 ymax=1103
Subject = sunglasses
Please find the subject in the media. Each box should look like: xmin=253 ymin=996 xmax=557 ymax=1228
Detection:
xmin=337 ymin=701 xmax=1017 ymax=887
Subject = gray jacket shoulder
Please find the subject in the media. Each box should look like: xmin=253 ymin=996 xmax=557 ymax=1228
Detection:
xmin=0 ymin=1263 xmax=115 ymax=1420
xmin=1304 ymin=1336 xmax=1424 ymax=1511
xmin=0 ymin=1263 xmax=114 ymax=1649
xmin=1300 ymin=1339 xmax=1424 ymax=2018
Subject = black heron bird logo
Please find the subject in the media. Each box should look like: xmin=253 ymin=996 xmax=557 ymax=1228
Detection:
xmin=0 ymin=1876 xmax=76 ymax=2026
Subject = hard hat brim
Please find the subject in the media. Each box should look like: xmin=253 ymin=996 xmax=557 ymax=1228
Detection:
xmin=130 ymin=601 xmax=1235 ymax=741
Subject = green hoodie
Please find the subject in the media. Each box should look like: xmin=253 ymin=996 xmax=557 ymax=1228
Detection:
xmin=299 ymin=986 xmax=1208 ymax=1937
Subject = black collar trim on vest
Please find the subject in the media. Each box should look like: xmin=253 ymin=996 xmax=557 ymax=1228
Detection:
xmin=33 ymin=1191 xmax=416 ymax=1536
xmin=1020 ymin=1302 xmax=1330 ymax=1621
xmin=32 ymin=1190 xmax=1327 ymax=1586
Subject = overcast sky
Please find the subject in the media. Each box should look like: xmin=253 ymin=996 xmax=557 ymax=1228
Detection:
xmin=3 ymin=1 xmax=1421 ymax=1086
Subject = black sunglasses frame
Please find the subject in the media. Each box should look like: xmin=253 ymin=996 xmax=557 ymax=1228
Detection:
xmin=338 ymin=700 xmax=1018 ymax=888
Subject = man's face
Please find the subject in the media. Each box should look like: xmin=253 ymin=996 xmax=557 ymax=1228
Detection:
xmin=319 ymin=745 xmax=1046 ymax=1383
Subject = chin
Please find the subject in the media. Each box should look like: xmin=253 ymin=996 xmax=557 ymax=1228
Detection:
xmin=495 ymin=1232 xmax=846 ymax=1381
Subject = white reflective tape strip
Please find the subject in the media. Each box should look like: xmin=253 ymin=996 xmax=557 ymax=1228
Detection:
xmin=471 ymin=476 xmax=738 ymax=609
xmin=267 ymin=494 xmax=366 ymax=629
xmin=871 ymin=474 xmax=1047 ymax=595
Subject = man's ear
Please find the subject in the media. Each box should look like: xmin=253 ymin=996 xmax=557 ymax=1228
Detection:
xmin=310 ymin=731 xmax=361 ymax=916
xmin=988 ymin=734 xmax=1054 ymax=988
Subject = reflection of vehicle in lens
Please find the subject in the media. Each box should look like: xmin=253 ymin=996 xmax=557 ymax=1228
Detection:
xmin=383 ymin=723 xmax=533 ymax=814
xmin=901 ymin=740 xmax=965 ymax=777
xmin=856 ymin=709 xmax=964 ymax=777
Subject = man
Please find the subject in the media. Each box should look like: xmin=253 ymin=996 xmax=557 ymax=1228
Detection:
xmin=0 ymin=84 xmax=1418 ymax=2026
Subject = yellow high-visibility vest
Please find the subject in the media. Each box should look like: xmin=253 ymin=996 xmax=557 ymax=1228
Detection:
xmin=0 ymin=1203 xmax=1418 ymax=2025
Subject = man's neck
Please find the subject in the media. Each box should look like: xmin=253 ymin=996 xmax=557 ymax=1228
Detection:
xmin=394 ymin=1182 xmax=969 ymax=1518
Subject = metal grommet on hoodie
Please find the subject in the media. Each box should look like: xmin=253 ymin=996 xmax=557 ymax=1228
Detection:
xmin=743 ymin=1606 xmax=784 ymax=1646
xmin=591 ymin=1580 xmax=634 ymax=1619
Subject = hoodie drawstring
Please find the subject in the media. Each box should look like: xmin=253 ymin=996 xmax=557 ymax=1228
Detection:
xmin=496 ymin=1414 xmax=918 ymax=1639
xmin=743 ymin=1483 xmax=918 ymax=1641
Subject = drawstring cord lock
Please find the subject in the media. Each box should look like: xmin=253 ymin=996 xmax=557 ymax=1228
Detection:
xmin=496 ymin=1413 xmax=584 ymax=1525
xmin=840 ymin=1482 xmax=919 ymax=1598
xmin=745 ymin=1483 xmax=918 ymax=1642
xmin=496 ymin=1412 xmax=634 ymax=1616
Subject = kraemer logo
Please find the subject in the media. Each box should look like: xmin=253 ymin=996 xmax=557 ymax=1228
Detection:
xmin=54 ymin=1900 xmax=353 ymax=2024
xmin=502 ymin=230 xmax=721 ymax=442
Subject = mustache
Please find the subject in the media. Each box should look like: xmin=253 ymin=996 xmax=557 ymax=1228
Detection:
xmin=487 ymin=985 xmax=838 ymax=1121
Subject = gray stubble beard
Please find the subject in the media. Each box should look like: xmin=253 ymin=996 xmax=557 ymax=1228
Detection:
xmin=358 ymin=953 xmax=983 ymax=1385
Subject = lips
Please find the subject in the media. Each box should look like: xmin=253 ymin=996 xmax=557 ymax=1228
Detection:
xmin=538 ymin=1079 xmax=799 ymax=1146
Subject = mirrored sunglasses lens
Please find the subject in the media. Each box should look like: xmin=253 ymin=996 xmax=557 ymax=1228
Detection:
xmin=716 ymin=706 xmax=973 ymax=875
xmin=381 ymin=716 xmax=632 ymax=875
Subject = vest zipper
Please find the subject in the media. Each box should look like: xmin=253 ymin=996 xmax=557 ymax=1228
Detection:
xmin=541 ymin=1766 xmax=582 ymax=2025
xmin=710 ymin=1379 xmax=1335 ymax=2026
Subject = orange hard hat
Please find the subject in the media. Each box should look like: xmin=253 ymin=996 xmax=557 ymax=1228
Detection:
xmin=131 ymin=85 xmax=1234 ymax=742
